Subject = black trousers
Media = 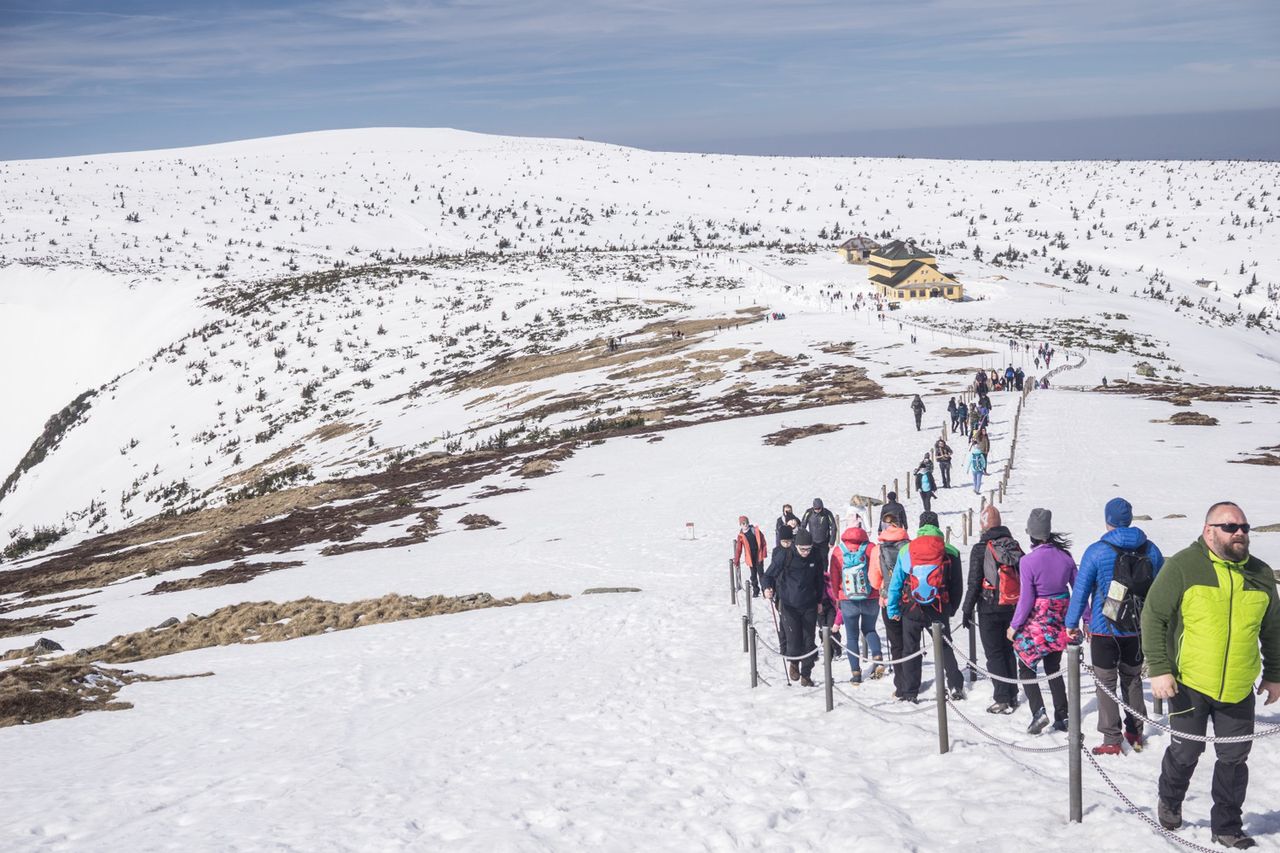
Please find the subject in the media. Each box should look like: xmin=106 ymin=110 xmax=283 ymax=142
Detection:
xmin=883 ymin=610 xmax=906 ymax=695
xmin=1019 ymin=651 xmax=1067 ymax=721
xmin=899 ymin=609 xmax=965 ymax=700
xmin=978 ymin=610 xmax=1019 ymax=705
xmin=914 ymin=411 xmax=923 ymax=430
xmin=920 ymin=491 xmax=933 ymax=512
xmin=938 ymin=460 xmax=952 ymax=488
xmin=779 ymin=604 xmax=818 ymax=677
xmin=1158 ymin=684 xmax=1254 ymax=836
xmin=746 ymin=561 xmax=764 ymax=596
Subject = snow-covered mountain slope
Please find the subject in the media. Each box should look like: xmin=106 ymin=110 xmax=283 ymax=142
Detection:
xmin=0 ymin=129 xmax=1278 ymax=851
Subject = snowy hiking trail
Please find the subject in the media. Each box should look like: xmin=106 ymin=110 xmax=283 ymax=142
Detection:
xmin=7 ymin=373 xmax=1279 ymax=851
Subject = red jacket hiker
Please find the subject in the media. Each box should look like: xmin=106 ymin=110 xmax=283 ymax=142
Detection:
xmin=733 ymin=518 xmax=768 ymax=597
xmin=828 ymin=526 xmax=873 ymax=603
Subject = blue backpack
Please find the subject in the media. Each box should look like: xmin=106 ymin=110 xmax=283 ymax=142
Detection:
xmin=920 ymin=470 xmax=933 ymax=492
xmin=839 ymin=542 xmax=871 ymax=600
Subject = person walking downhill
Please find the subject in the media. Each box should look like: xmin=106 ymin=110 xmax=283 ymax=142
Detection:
xmin=962 ymin=505 xmax=1024 ymax=714
xmin=1009 ymin=509 xmax=1077 ymax=734
xmin=967 ymin=441 xmax=987 ymax=495
xmin=947 ymin=397 xmax=959 ymax=432
xmin=886 ymin=511 xmax=967 ymax=702
xmin=879 ymin=492 xmax=906 ymax=533
xmin=975 ymin=426 xmax=990 ymax=459
xmin=934 ymin=436 xmax=953 ymax=489
xmin=801 ymin=498 xmax=838 ymax=567
xmin=915 ymin=455 xmax=937 ymax=512
xmin=733 ymin=516 xmax=769 ymax=599
xmin=1145 ymin=502 xmax=1280 ymax=850
xmin=968 ymin=402 xmax=982 ymax=437
xmin=911 ymin=394 xmax=926 ymax=431
xmin=829 ymin=525 xmax=884 ymax=683
xmin=775 ymin=504 xmax=800 ymax=548
xmin=1065 ymin=497 xmax=1164 ymax=755
xmin=956 ymin=400 xmax=969 ymax=437
xmin=762 ymin=529 xmax=827 ymax=687
xmin=869 ymin=514 xmax=911 ymax=697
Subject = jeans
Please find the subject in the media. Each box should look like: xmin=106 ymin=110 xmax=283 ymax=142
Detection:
xmin=839 ymin=599 xmax=882 ymax=674
xmin=1158 ymin=684 xmax=1254 ymax=835
xmin=973 ymin=470 xmax=984 ymax=493
xmin=939 ymin=460 xmax=951 ymax=488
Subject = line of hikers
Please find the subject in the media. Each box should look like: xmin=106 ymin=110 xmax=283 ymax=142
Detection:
xmin=734 ymin=498 xmax=1279 ymax=850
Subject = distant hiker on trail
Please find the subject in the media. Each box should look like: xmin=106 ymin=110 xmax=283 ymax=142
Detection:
xmin=956 ymin=401 xmax=970 ymax=437
xmin=886 ymin=511 xmax=967 ymax=703
xmin=763 ymin=529 xmax=826 ymax=687
xmin=914 ymin=456 xmax=937 ymax=512
xmin=1101 ymin=376 xmax=1108 ymax=388
xmin=829 ymin=525 xmax=883 ymax=683
xmin=734 ymin=516 xmax=769 ymax=599
xmin=769 ymin=526 xmax=796 ymax=649
xmin=968 ymin=404 xmax=982 ymax=436
xmin=947 ymin=397 xmax=959 ymax=431
xmin=962 ymin=506 xmax=1024 ymax=714
xmin=936 ymin=440 xmax=955 ymax=490
xmin=879 ymin=492 xmax=906 ymax=532
xmin=1014 ymin=367 xmax=1025 ymax=391
xmin=869 ymin=514 xmax=911 ymax=697
xmin=1144 ymin=502 xmax=1280 ymax=850
xmin=911 ymin=395 xmax=926 ymax=431
xmin=974 ymin=369 xmax=988 ymax=396
xmin=1008 ymin=508 xmax=1077 ymax=734
xmin=801 ymin=498 xmax=838 ymax=565
xmin=1065 ymin=497 xmax=1164 ymax=755
xmin=1004 ymin=364 xmax=1016 ymax=389
xmin=967 ymin=442 xmax=987 ymax=495
xmin=775 ymin=504 xmax=800 ymax=548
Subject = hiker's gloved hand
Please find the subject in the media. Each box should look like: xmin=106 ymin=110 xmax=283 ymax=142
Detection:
xmin=962 ymin=612 xmax=973 ymax=630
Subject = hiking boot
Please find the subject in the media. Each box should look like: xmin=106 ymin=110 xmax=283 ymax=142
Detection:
xmin=1027 ymin=709 xmax=1050 ymax=734
xmin=799 ymin=674 xmax=814 ymax=687
xmin=1125 ymin=723 xmax=1145 ymax=752
xmin=1157 ymin=799 xmax=1182 ymax=830
xmin=1052 ymin=719 xmax=1069 ymax=733
xmin=788 ymin=662 xmax=800 ymax=681
xmin=986 ymin=701 xmax=1012 ymax=715
xmin=897 ymin=693 xmax=918 ymax=704
xmin=950 ymin=688 xmax=966 ymax=701
xmin=1211 ymin=833 xmax=1257 ymax=849
xmin=869 ymin=659 xmax=887 ymax=679
xmin=1091 ymin=743 xmax=1123 ymax=756
xmin=849 ymin=671 xmax=862 ymax=685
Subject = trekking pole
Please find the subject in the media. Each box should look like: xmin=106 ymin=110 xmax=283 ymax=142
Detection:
xmin=968 ymin=623 xmax=978 ymax=684
xmin=906 ymin=473 xmax=911 ymax=499
xmin=769 ymin=599 xmax=790 ymax=685
xmin=750 ymin=626 xmax=759 ymax=688
xmin=822 ymin=626 xmax=834 ymax=712
xmin=1068 ymin=643 xmax=1083 ymax=823
xmin=933 ymin=622 xmax=949 ymax=754
xmin=1154 ymin=695 xmax=1164 ymax=716
xmin=729 ymin=560 xmax=737 ymax=606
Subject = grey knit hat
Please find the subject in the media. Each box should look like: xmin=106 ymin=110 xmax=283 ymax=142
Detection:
xmin=1026 ymin=508 xmax=1053 ymax=542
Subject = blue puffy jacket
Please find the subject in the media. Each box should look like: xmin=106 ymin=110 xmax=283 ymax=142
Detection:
xmin=1065 ymin=527 xmax=1165 ymax=637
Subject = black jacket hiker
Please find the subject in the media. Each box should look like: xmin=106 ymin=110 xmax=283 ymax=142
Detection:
xmin=962 ymin=525 xmax=1023 ymax=706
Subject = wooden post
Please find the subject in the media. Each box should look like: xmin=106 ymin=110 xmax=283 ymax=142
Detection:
xmin=906 ymin=472 xmax=912 ymax=499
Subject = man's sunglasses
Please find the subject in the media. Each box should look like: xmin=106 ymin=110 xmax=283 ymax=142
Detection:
xmin=1209 ymin=523 xmax=1251 ymax=534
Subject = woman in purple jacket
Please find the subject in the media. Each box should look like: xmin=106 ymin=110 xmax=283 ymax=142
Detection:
xmin=1007 ymin=508 xmax=1078 ymax=734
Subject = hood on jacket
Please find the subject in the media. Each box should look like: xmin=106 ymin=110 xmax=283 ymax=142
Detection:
xmin=1101 ymin=526 xmax=1149 ymax=551
xmin=979 ymin=525 xmax=1014 ymax=544
xmin=840 ymin=526 xmax=869 ymax=548
xmin=812 ymin=498 xmax=824 ymax=510
xmin=877 ymin=525 xmax=910 ymax=543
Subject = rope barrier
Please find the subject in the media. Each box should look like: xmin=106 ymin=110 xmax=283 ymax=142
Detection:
xmin=945 ymin=696 xmax=1070 ymax=753
xmin=942 ymin=634 xmax=1080 ymax=686
xmin=1083 ymin=664 xmax=1280 ymax=744
xmin=1083 ymin=747 xmax=1223 ymax=853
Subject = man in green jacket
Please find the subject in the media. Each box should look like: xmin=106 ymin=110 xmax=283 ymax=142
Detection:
xmin=1142 ymin=502 xmax=1280 ymax=850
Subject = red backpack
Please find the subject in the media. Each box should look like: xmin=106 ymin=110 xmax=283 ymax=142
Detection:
xmin=982 ymin=537 xmax=1024 ymax=606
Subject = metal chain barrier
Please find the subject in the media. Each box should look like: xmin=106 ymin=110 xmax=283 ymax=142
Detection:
xmin=1082 ymin=747 xmax=1223 ymax=853
xmin=1083 ymin=664 xmax=1280 ymax=744
xmin=828 ymin=633 xmax=928 ymax=666
xmin=945 ymin=696 xmax=1070 ymax=753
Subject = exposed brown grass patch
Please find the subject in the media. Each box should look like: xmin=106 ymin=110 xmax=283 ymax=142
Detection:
xmin=1155 ymin=412 xmax=1220 ymax=426
xmin=0 ymin=662 xmax=207 ymax=728
xmin=933 ymin=347 xmax=996 ymax=357
xmin=0 ymin=611 xmax=92 ymax=641
xmin=64 ymin=591 xmax=567 ymax=665
xmin=458 ymin=514 xmax=499 ymax=530
xmin=145 ymin=561 xmax=306 ymax=595
xmin=763 ymin=422 xmax=864 ymax=447
xmin=1231 ymin=444 xmax=1280 ymax=466
xmin=739 ymin=350 xmax=802 ymax=372
xmin=306 ymin=422 xmax=360 ymax=443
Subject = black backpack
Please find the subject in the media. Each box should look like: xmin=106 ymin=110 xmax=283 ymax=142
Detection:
xmin=1102 ymin=544 xmax=1155 ymax=633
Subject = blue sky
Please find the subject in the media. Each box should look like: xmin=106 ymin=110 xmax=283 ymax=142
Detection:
xmin=1 ymin=0 xmax=1278 ymax=159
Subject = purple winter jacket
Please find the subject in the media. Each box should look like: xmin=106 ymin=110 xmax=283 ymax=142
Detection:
xmin=1010 ymin=544 xmax=1078 ymax=631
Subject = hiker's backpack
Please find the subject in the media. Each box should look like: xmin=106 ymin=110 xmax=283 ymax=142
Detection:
xmin=804 ymin=509 xmax=833 ymax=544
xmin=982 ymin=537 xmax=1025 ymax=606
xmin=1102 ymin=544 xmax=1155 ymax=633
xmin=906 ymin=537 xmax=949 ymax=610
xmin=971 ymin=450 xmax=987 ymax=472
xmin=920 ymin=470 xmax=934 ymax=493
xmin=878 ymin=540 xmax=906 ymax=600
xmin=839 ymin=542 xmax=871 ymax=600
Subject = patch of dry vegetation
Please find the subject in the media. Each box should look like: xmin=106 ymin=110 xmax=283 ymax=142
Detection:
xmin=65 ymin=591 xmax=567 ymax=665
xmin=0 ymin=663 xmax=205 ymax=728
xmin=933 ymin=347 xmax=996 ymax=357
xmin=145 ymin=561 xmax=305 ymax=595
xmin=762 ymin=422 xmax=864 ymax=446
